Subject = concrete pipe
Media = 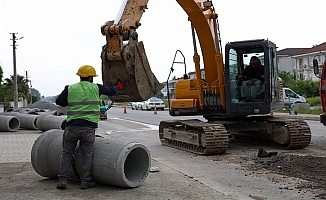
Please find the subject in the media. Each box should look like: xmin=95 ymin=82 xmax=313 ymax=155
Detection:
xmin=0 ymin=115 xmax=20 ymax=132
xmin=0 ymin=112 xmax=38 ymax=130
xmin=31 ymin=129 xmax=64 ymax=178
xmin=31 ymin=129 xmax=151 ymax=188
xmin=36 ymin=114 xmax=66 ymax=131
xmin=17 ymin=114 xmax=39 ymax=130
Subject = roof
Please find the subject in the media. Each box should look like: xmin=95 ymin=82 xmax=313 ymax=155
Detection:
xmin=291 ymin=42 xmax=326 ymax=57
xmin=277 ymin=48 xmax=309 ymax=56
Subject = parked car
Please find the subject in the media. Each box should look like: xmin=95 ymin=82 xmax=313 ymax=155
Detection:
xmin=139 ymin=97 xmax=165 ymax=111
xmin=283 ymin=88 xmax=306 ymax=106
xmin=131 ymin=102 xmax=143 ymax=110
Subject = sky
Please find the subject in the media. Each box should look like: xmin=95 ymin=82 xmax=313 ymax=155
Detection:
xmin=0 ymin=0 xmax=325 ymax=97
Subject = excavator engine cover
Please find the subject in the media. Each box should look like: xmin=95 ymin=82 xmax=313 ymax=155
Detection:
xmin=101 ymin=41 xmax=163 ymax=102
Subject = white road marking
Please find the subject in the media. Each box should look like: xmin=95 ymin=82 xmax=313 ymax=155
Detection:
xmin=104 ymin=117 xmax=159 ymax=134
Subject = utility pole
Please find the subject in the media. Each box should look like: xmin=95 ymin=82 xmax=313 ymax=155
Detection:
xmin=10 ymin=33 xmax=23 ymax=109
xmin=26 ymin=71 xmax=32 ymax=104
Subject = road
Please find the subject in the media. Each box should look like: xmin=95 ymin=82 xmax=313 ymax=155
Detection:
xmin=0 ymin=107 xmax=325 ymax=200
xmin=98 ymin=107 xmax=326 ymax=199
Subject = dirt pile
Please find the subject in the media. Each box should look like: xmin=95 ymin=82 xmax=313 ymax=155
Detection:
xmin=249 ymin=153 xmax=326 ymax=199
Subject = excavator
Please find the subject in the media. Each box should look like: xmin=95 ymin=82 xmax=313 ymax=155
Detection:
xmin=100 ymin=0 xmax=312 ymax=155
xmin=313 ymin=58 xmax=326 ymax=126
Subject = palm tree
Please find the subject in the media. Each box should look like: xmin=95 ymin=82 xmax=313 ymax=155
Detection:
xmin=3 ymin=74 xmax=30 ymax=103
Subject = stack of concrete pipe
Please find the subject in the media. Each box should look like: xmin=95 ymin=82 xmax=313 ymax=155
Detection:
xmin=31 ymin=129 xmax=151 ymax=188
xmin=0 ymin=110 xmax=66 ymax=131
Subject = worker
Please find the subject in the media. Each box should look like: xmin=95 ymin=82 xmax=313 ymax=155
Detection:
xmin=238 ymin=56 xmax=265 ymax=82
xmin=55 ymin=65 xmax=124 ymax=190
xmin=238 ymin=56 xmax=265 ymax=99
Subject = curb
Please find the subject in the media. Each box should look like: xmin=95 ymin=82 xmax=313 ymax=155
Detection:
xmin=273 ymin=112 xmax=320 ymax=121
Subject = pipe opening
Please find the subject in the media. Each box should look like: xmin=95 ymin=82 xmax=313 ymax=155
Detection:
xmin=9 ymin=117 xmax=20 ymax=131
xmin=124 ymin=147 xmax=150 ymax=184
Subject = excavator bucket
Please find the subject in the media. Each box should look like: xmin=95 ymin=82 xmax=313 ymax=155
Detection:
xmin=101 ymin=41 xmax=164 ymax=102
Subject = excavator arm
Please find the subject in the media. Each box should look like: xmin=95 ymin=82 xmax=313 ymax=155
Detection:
xmin=101 ymin=0 xmax=148 ymax=61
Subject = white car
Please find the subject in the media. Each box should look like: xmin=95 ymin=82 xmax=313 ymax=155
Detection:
xmin=283 ymin=88 xmax=306 ymax=106
xmin=139 ymin=97 xmax=165 ymax=111
xmin=131 ymin=102 xmax=143 ymax=110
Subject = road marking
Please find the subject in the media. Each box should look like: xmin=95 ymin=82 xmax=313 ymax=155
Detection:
xmin=103 ymin=117 xmax=159 ymax=134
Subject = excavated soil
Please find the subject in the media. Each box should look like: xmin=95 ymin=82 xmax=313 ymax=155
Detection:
xmin=246 ymin=153 xmax=326 ymax=199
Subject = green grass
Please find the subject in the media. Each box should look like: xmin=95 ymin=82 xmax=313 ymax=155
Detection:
xmin=276 ymin=107 xmax=323 ymax=115
xmin=306 ymin=97 xmax=321 ymax=106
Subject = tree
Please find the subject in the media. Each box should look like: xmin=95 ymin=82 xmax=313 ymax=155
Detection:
xmin=278 ymin=70 xmax=295 ymax=88
xmin=0 ymin=66 xmax=3 ymax=102
xmin=3 ymin=74 xmax=30 ymax=106
xmin=155 ymin=91 xmax=164 ymax=99
xmin=31 ymin=88 xmax=41 ymax=104
xmin=278 ymin=70 xmax=319 ymax=98
xmin=290 ymin=80 xmax=319 ymax=98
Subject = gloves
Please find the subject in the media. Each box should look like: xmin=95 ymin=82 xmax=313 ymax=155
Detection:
xmin=116 ymin=82 xmax=124 ymax=90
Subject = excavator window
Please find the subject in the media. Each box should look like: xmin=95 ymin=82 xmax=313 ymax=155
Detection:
xmin=227 ymin=46 xmax=266 ymax=103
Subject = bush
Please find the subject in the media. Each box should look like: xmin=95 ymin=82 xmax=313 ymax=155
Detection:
xmin=306 ymin=97 xmax=321 ymax=106
xmin=284 ymin=80 xmax=319 ymax=98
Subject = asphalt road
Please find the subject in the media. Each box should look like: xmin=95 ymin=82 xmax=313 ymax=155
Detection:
xmin=0 ymin=107 xmax=325 ymax=200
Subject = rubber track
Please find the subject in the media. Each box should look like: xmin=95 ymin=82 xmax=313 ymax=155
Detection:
xmin=159 ymin=120 xmax=229 ymax=155
xmin=231 ymin=117 xmax=311 ymax=149
xmin=269 ymin=117 xmax=311 ymax=149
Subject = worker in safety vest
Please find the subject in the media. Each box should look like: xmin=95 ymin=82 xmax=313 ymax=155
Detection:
xmin=55 ymin=65 xmax=124 ymax=190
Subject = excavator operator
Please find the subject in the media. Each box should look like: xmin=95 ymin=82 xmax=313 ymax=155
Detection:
xmin=238 ymin=56 xmax=265 ymax=100
xmin=55 ymin=65 xmax=124 ymax=190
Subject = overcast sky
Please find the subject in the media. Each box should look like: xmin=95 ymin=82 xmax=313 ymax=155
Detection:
xmin=0 ymin=0 xmax=325 ymax=97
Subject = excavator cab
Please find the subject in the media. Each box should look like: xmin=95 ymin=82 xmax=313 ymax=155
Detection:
xmin=224 ymin=39 xmax=284 ymax=116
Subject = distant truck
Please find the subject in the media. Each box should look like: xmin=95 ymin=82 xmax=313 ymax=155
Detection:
xmin=283 ymin=87 xmax=306 ymax=106
xmin=313 ymin=58 xmax=326 ymax=126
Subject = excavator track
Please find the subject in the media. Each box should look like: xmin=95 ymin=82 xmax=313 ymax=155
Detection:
xmin=216 ymin=116 xmax=311 ymax=149
xmin=159 ymin=119 xmax=229 ymax=155
xmin=264 ymin=117 xmax=311 ymax=149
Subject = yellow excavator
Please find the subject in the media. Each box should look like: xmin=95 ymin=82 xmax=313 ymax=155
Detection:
xmin=100 ymin=0 xmax=312 ymax=155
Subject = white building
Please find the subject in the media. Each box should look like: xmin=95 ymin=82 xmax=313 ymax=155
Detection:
xmin=290 ymin=42 xmax=326 ymax=81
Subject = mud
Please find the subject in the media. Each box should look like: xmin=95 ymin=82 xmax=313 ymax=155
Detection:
xmin=247 ymin=153 xmax=326 ymax=199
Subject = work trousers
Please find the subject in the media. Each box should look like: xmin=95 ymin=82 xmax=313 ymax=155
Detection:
xmin=240 ymin=79 xmax=264 ymax=98
xmin=58 ymin=125 xmax=96 ymax=183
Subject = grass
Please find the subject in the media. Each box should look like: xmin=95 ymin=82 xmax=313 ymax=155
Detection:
xmin=306 ymin=97 xmax=321 ymax=106
xmin=276 ymin=107 xmax=323 ymax=115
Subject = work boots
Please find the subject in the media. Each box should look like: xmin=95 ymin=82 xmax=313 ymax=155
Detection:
xmin=80 ymin=170 xmax=96 ymax=189
xmin=80 ymin=181 xmax=96 ymax=189
xmin=56 ymin=180 xmax=68 ymax=190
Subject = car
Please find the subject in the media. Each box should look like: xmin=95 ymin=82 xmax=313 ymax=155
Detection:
xmin=283 ymin=88 xmax=306 ymax=106
xmin=139 ymin=97 xmax=165 ymax=111
xmin=131 ymin=102 xmax=143 ymax=110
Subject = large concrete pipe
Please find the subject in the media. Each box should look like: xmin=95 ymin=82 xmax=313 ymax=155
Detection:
xmin=0 ymin=112 xmax=37 ymax=129
xmin=31 ymin=129 xmax=151 ymax=188
xmin=31 ymin=129 xmax=64 ymax=178
xmin=0 ymin=115 xmax=20 ymax=132
xmin=36 ymin=114 xmax=66 ymax=131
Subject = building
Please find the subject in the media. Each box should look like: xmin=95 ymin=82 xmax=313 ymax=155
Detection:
xmin=277 ymin=48 xmax=309 ymax=73
xmin=290 ymin=42 xmax=326 ymax=81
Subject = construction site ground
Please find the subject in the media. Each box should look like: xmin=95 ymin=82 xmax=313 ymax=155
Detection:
xmin=0 ymin=107 xmax=325 ymax=200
